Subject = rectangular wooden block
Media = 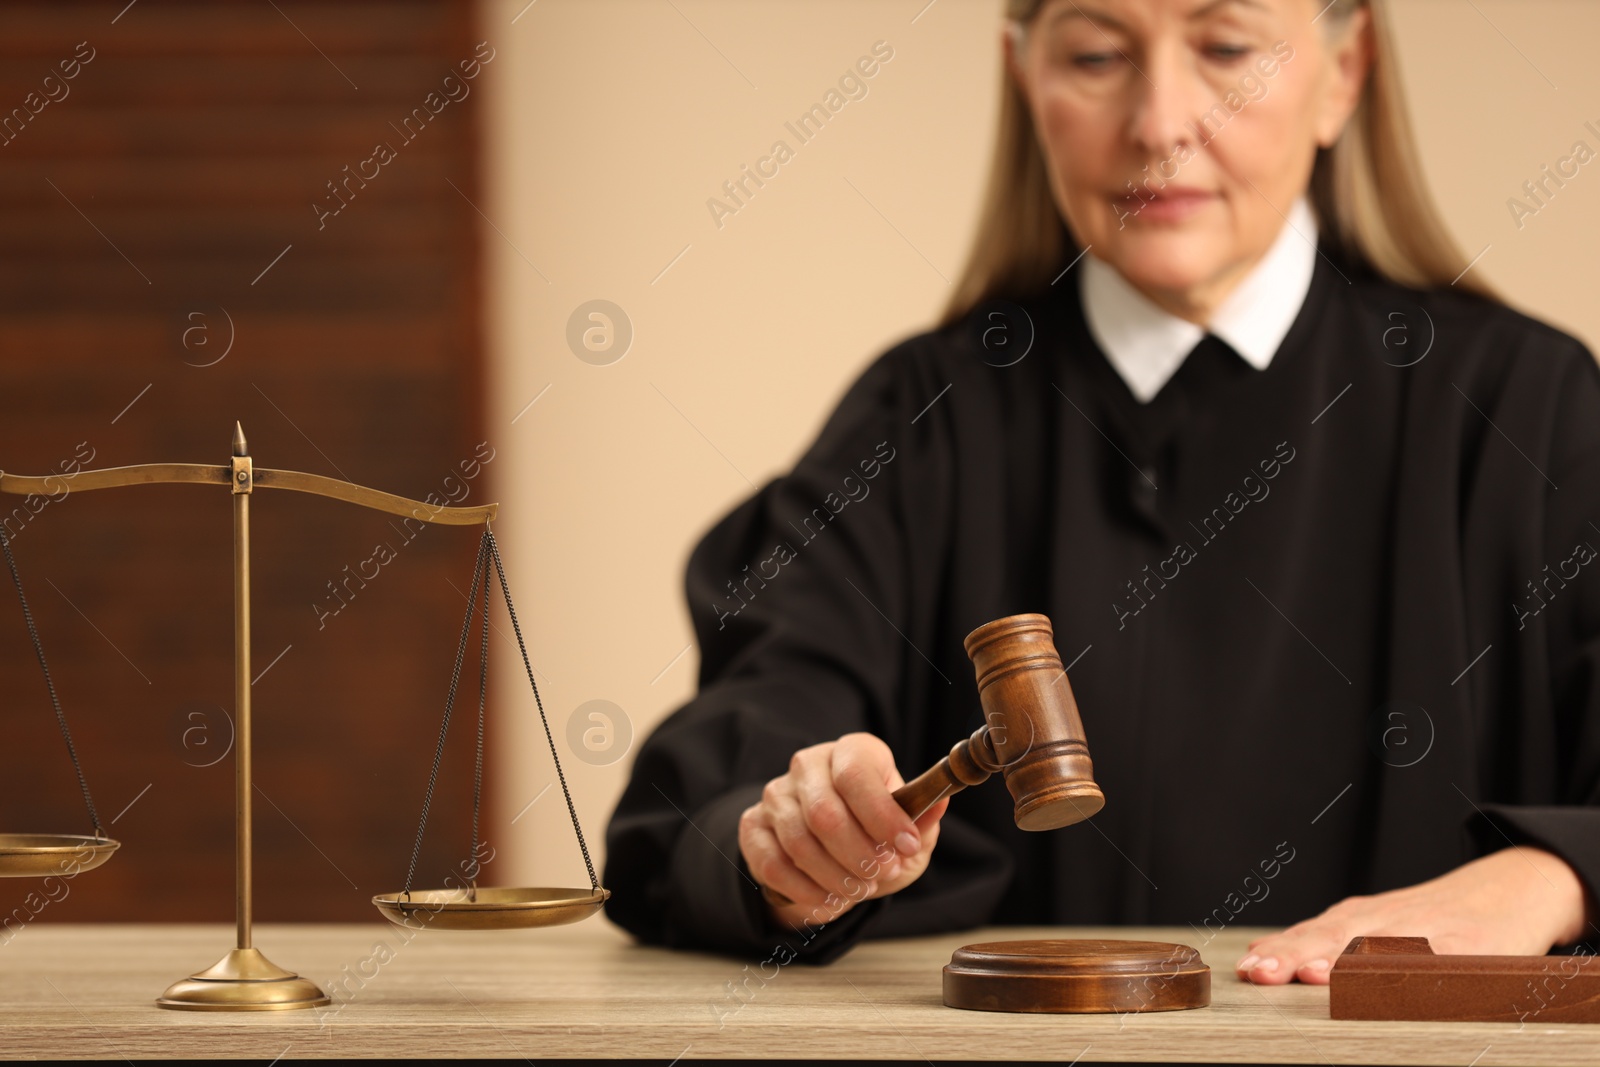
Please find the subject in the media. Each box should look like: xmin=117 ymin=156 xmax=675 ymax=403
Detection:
xmin=1330 ymin=936 xmax=1600 ymax=1024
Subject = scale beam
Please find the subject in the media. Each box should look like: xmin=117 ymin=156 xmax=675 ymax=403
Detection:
xmin=0 ymin=463 xmax=498 ymax=526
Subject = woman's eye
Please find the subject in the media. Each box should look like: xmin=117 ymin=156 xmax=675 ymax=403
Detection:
xmin=1204 ymin=43 xmax=1251 ymax=62
xmin=1071 ymin=51 xmax=1121 ymax=70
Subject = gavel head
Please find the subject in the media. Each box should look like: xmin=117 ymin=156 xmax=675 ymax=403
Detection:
xmin=964 ymin=613 xmax=1104 ymax=831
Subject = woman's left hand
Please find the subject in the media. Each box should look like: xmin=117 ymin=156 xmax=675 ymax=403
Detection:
xmin=1237 ymin=846 xmax=1596 ymax=984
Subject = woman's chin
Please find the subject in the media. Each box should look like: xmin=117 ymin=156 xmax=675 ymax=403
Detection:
xmin=1101 ymin=241 xmax=1230 ymax=304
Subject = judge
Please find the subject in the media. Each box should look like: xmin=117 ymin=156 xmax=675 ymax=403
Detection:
xmin=604 ymin=0 xmax=1600 ymax=984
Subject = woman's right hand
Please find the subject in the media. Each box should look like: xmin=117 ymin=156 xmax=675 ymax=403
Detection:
xmin=738 ymin=731 xmax=949 ymax=930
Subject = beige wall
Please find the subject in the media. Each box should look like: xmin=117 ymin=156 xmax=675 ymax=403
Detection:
xmin=477 ymin=0 xmax=1600 ymax=895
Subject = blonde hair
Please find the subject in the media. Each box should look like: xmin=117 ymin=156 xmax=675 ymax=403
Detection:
xmin=938 ymin=0 xmax=1496 ymax=329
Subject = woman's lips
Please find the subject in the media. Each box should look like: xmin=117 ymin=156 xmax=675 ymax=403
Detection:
xmin=1116 ymin=189 xmax=1218 ymax=223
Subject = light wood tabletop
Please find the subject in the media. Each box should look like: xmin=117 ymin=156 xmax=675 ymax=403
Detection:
xmin=0 ymin=921 xmax=1590 ymax=1063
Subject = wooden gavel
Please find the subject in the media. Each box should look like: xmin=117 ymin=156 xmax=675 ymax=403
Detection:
xmin=893 ymin=613 xmax=1103 ymax=831
xmin=761 ymin=613 xmax=1103 ymax=908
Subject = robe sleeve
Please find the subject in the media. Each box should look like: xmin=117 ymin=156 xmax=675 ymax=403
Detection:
xmin=602 ymin=341 xmax=1014 ymax=961
xmin=1469 ymin=340 xmax=1600 ymax=946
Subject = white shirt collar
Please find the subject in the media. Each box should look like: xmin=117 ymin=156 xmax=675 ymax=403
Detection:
xmin=1079 ymin=194 xmax=1318 ymax=403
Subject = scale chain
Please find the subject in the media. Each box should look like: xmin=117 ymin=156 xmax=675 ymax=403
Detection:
xmin=402 ymin=526 xmax=601 ymax=896
xmin=485 ymin=528 xmax=600 ymax=891
xmin=401 ymin=529 xmax=491 ymax=898
xmin=0 ymin=524 xmax=105 ymax=839
xmin=467 ymin=539 xmax=490 ymax=885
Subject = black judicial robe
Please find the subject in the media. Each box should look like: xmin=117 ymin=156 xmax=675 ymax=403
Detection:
xmin=603 ymin=237 xmax=1600 ymax=963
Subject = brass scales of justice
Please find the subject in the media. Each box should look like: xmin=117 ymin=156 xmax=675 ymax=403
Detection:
xmin=0 ymin=425 xmax=608 ymax=1011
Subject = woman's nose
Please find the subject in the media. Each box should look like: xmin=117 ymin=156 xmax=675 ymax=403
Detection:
xmin=1125 ymin=43 xmax=1204 ymax=161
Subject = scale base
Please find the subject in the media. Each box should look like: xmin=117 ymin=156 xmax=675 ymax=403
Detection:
xmin=156 ymin=948 xmax=330 ymax=1011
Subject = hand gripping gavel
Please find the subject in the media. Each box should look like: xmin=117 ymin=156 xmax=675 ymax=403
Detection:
xmin=760 ymin=613 xmax=1103 ymax=908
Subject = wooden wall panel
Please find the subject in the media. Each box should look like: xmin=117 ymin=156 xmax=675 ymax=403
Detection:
xmin=0 ymin=0 xmax=488 ymax=924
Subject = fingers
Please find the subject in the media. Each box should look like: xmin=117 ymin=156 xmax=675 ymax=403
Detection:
xmin=740 ymin=794 xmax=874 ymax=909
xmin=738 ymin=734 xmax=951 ymax=926
xmin=1237 ymin=899 xmax=1375 ymax=985
xmin=830 ymin=733 xmax=927 ymax=860
xmin=739 ymin=805 xmax=826 ymax=907
xmin=790 ymin=741 xmax=892 ymax=883
xmin=1235 ymin=952 xmax=1334 ymax=986
xmin=762 ymin=771 xmax=874 ymax=905
xmin=912 ymin=795 xmax=950 ymax=835
xmin=1237 ymin=923 xmax=1346 ymax=985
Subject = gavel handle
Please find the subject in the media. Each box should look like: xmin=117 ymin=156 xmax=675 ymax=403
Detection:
xmin=760 ymin=728 xmax=999 ymax=910
xmin=891 ymin=726 xmax=1001 ymax=820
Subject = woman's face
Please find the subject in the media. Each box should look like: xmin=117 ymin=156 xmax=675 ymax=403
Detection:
xmin=1006 ymin=0 xmax=1371 ymax=320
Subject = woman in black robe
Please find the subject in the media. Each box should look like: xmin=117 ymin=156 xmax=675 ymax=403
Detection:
xmin=603 ymin=0 xmax=1600 ymax=983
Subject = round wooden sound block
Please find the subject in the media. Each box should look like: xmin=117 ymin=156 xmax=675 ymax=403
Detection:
xmin=943 ymin=939 xmax=1210 ymax=1013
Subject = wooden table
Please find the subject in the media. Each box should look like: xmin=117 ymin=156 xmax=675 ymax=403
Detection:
xmin=0 ymin=921 xmax=1591 ymax=1064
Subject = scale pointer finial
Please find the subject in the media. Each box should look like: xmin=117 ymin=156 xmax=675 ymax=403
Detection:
xmin=232 ymin=421 xmax=248 ymax=458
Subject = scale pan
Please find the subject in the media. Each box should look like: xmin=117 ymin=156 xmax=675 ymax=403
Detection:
xmin=0 ymin=834 xmax=119 ymax=878
xmin=371 ymin=886 xmax=610 ymax=931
